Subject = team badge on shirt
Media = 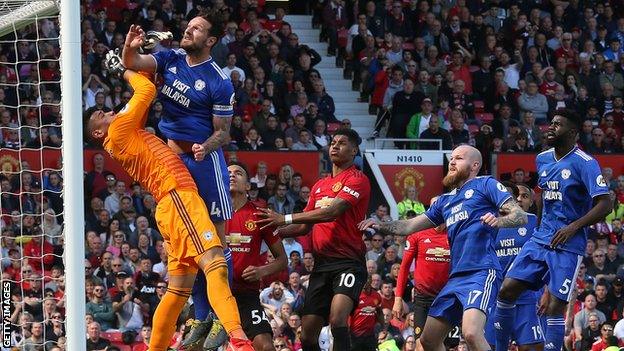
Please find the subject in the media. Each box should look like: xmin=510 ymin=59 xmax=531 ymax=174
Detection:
xmin=464 ymin=189 xmax=474 ymax=199
xmin=518 ymin=227 xmax=527 ymax=236
xmin=332 ymin=182 xmax=343 ymax=192
xmin=496 ymin=183 xmax=508 ymax=192
xmin=245 ymin=220 xmax=257 ymax=231
xmin=194 ymin=79 xmax=205 ymax=91
xmin=561 ymin=169 xmax=571 ymax=179
xmin=597 ymin=175 xmax=607 ymax=187
xmin=203 ymin=231 xmax=213 ymax=241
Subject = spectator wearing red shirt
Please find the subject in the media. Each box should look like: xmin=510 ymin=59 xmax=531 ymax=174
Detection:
xmin=591 ymin=324 xmax=622 ymax=351
xmin=349 ymin=278 xmax=383 ymax=350
xmin=448 ymin=50 xmax=473 ymax=94
xmin=555 ymin=32 xmax=579 ymax=69
xmin=23 ymin=228 xmax=55 ymax=272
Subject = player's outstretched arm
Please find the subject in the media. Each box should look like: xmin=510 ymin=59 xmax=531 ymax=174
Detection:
xmin=393 ymin=238 xmax=416 ymax=319
xmin=358 ymin=215 xmax=435 ymax=237
xmin=241 ymin=239 xmax=288 ymax=282
xmin=256 ymin=197 xmax=352 ymax=230
xmin=551 ymin=194 xmax=612 ymax=248
xmin=121 ymin=25 xmax=156 ymax=73
xmin=483 ymin=198 xmax=528 ymax=228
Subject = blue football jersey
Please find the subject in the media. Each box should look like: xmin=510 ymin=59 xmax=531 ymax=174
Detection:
xmin=496 ymin=213 xmax=539 ymax=304
xmin=151 ymin=49 xmax=235 ymax=143
xmin=424 ymin=176 xmax=512 ymax=277
xmin=531 ymin=147 xmax=609 ymax=255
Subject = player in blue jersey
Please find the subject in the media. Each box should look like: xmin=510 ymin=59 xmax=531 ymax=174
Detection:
xmin=494 ymin=109 xmax=612 ymax=351
xmin=359 ymin=145 xmax=528 ymax=351
xmin=485 ymin=181 xmax=543 ymax=351
xmin=121 ymin=15 xmax=235 ymax=349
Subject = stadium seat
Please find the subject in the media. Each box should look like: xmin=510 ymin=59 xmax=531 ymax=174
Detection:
xmin=101 ymin=331 xmax=124 ymax=343
xmin=474 ymin=100 xmax=484 ymax=113
xmin=475 ymin=113 xmax=494 ymax=124
xmin=402 ymin=42 xmax=415 ymax=51
xmin=468 ymin=124 xmax=479 ymax=136
xmin=327 ymin=122 xmax=341 ymax=135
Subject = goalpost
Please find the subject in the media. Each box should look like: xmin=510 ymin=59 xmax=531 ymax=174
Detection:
xmin=0 ymin=1 xmax=84 ymax=350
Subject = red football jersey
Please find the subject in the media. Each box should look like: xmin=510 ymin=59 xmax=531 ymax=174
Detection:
xmin=304 ymin=165 xmax=370 ymax=262
xmin=226 ymin=202 xmax=280 ymax=294
xmin=349 ymin=289 xmax=382 ymax=337
xmin=396 ymin=229 xmax=450 ymax=297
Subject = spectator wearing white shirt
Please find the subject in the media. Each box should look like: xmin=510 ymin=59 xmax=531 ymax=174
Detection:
xmin=221 ymin=53 xmax=245 ymax=83
xmin=260 ymin=281 xmax=295 ymax=313
xmin=104 ymin=181 xmax=127 ymax=217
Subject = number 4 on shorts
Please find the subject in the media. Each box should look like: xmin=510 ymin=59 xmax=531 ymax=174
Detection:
xmin=210 ymin=202 xmax=222 ymax=217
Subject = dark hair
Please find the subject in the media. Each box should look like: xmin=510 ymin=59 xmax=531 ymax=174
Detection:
xmin=200 ymin=12 xmax=225 ymax=38
xmin=229 ymin=161 xmax=250 ymax=180
xmin=333 ymin=128 xmax=362 ymax=148
xmin=501 ymin=181 xmax=519 ymax=198
xmin=553 ymin=108 xmax=582 ymax=130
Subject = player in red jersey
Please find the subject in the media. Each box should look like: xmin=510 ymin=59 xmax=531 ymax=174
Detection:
xmin=349 ymin=277 xmax=383 ymax=351
xmin=393 ymin=197 xmax=450 ymax=343
xmin=227 ymin=162 xmax=288 ymax=351
xmin=256 ymin=128 xmax=371 ymax=351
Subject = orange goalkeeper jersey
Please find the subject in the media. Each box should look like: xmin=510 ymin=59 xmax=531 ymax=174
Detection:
xmin=102 ymin=72 xmax=196 ymax=202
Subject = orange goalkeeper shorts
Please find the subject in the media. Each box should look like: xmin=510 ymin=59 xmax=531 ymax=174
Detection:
xmin=155 ymin=189 xmax=221 ymax=273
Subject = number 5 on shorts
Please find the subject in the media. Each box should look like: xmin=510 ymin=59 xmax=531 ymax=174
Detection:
xmin=251 ymin=309 xmax=269 ymax=325
xmin=559 ymin=279 xmax=572 ymax=295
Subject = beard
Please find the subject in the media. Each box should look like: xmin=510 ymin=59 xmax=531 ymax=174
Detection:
xmin=442 ymin=166 xmax=470 ymax=189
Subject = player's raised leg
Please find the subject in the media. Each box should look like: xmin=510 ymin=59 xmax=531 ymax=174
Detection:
xmin=419 ymin=316 xmax=452 ymax=351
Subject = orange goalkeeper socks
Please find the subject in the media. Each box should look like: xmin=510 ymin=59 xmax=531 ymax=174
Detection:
xmin=149 ymin=286 xmax=191 ymax=351
xmin=201 ymin=257 xmax=244 ymax=336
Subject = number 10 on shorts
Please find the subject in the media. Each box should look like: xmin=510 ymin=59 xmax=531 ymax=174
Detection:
xmin=339 ymin=273 xmax=355 ymax=287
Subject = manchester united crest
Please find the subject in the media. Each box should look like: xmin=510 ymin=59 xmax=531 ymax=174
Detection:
xmin=332 ymin=182 xmax=342 ymax=192
xmin=394 ymin=167 xmax=425 ymax=196
xmin=245 ymin=220 xmax=257 ymax=231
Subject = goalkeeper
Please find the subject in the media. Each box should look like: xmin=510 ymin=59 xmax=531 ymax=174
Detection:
xmin=86 ymin=51 xmax=253 ymax=351
xmin=121 ymin=13 xmax=235 ymax=349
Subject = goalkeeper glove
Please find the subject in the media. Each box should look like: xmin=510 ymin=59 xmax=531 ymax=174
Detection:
xmin=141 ymin=31 xmax=173 ymax=52
xmin=104 ymin=48 xmax=126 ymax=76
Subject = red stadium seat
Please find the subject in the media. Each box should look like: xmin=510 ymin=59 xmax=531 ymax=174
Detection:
xmin=101 ymin=331 xmax=123 ymax=343
xmin=402 ymin=42 xmax=415 ymax=51
xmin=474 ymin=100 xmax=484 ymax=113
xmin=468 ymin=124 xmax=479 ymax=136
xmin=327 ymin=122 xmax=341 ymax=134
xmin=475 ymin=113 xmax=494 ymax=124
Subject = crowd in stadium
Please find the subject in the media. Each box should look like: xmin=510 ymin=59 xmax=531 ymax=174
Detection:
xmin=1 ymin=0 xmax=624 ymax=350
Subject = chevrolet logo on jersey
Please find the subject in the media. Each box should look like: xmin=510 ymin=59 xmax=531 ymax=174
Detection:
xmin=425 ymin=247 xmax=450 ymax=257
xmin=226 ymin=233 xmax=252 ymax=245
xmin=315 ymin=196 xmax=333 ymax=209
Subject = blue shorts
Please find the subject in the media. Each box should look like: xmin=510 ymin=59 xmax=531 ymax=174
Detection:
xmin=428 ymin=269 xmax=500 ymax=325
xmin=179 ymin=150 xmax=232 ymax=222
xmin=506 ymin=240 xmax=582 ymax=302
xmin=485 ymin=303 xmax=544 ymax=346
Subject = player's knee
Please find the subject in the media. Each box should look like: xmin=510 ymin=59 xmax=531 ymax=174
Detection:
xmin=461 ymin=328 xmax=482 ymax=348
xmin=328 ymin=314 xmax=348 ymax=328
xmin=497 ymin=280 xmax=521 ymax=302
xmin=254 ymin=340 xmax=275 ymax=351
xmin=419 ymin=332 xmax=437 ymax=351
xmin=300 ymin=332 xmax=318 ymax=347
xmin=545 ymin=299 xmax=567 ymax=316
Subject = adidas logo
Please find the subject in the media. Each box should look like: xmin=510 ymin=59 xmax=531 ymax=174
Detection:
xmin=424 ymin=238 xmax=431 ymax=243
xmin=494 ymin=322 xmax=502 ymax=330
xmin=359 ymin=300 xmax=365 ymax=304
xmin=168 ymin=66 xmax=177 ymax=74
xmin=544 ymin=343 xmax=556 ymax=350
xmin=316 ymin=188 xmax=321 ymax=194
xmin=541 ymin=170 xmax=547 ymax=177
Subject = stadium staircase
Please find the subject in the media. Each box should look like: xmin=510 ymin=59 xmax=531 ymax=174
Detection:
xmin=284 ymin=15 xmax=376 ymax=149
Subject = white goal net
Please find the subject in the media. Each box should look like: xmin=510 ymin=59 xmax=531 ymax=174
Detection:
xmin=0 ymin=1 xmax=84 ymax=350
